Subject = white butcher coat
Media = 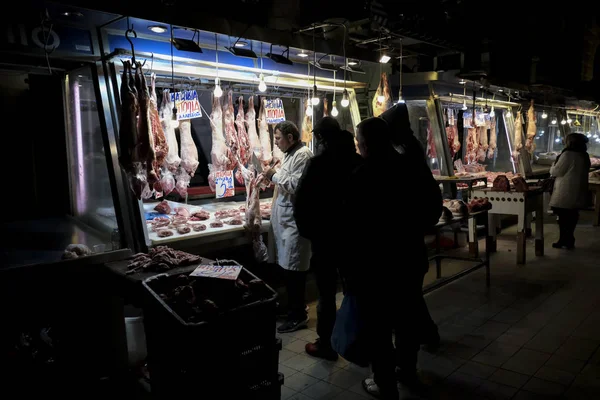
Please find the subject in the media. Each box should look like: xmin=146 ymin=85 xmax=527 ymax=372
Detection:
xmin=270 ymin=143 xmax=313 ymax=271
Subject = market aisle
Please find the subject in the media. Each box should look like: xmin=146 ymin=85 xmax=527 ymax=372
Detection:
xmin=276 ymin=211 xmax=600 ymax=399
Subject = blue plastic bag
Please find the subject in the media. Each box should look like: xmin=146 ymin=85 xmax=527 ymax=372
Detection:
xmin=330 ymin=294 xmax=369 ymax=367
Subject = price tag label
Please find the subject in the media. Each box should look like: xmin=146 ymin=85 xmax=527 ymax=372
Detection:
xmin=190 ymin=264 xmax=242 ymax=280
xmin=264 ymin=98 xmax=286 ymax=124
xmin=215 ymin=170 xmax=235 ymax=198
xmin=170 ymin=90 xmax=202 ymax=120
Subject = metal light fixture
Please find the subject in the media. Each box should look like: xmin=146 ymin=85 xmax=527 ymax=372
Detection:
xmin=347 ymin=60 xmax=358 ymax=66
xmin=561 ymin=118 xmax=567 ymax=125
xmin=379 ymin=54 xmax=391 ymax=63
xmin=234 ymin=41 xmax=248 ymax=47
xmin=551 ymin=117 xmax=557 ymax=125
xmin=258 ymin=73 xmax=267 ymax=92
xmin=171 ymin=28 xmax=203 ymax=53
xmin=226 ymin=37 xmax=257 ymax=58
xmin=266 ymin=45 xmax=293 ymax=65
xmin=311 ymin=85 xmax=320 ymax=105
xmin=297 ymin=51 xmax=309 ymax=58
xmin=541 ymin=110 xmax=548 ymax=119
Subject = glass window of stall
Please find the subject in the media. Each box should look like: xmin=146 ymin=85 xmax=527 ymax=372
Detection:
xmin=0 ymin=67 xmax=120 ymax=268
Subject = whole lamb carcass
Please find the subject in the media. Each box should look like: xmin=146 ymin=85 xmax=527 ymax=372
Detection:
xmin=245 ymin=96 xmax=262 ymax=160
xmin=207 ymin=94 xmax=232 ymax=191
xmin=525 ymin=100 xmax=536 ymax=155
xmin=512 ymin=111 xmax=523 ymax=160
xmin=258 ymin=98 xmax=273 ymax=169
xmin=487 ymin=115 xmax=497 ymax=159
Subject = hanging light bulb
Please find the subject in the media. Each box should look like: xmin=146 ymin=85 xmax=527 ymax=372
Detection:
xmin=489 ymin=106 xmax=495 ymax=117
xmin=306 ymin=103 xmax=313 ymax=117
xmin=551 ymin=117 xmax=557 ymax=125
xmin=213 ymin=77 xmax=223 ymax=98
xmin=461 ymin=101 xmax=467 ymax=111
xmin=331 ymin=100 xmax=339 ymax=117
xmin=560 ymin=118 xmax=567 ymax=125
xmin=541 ymin=110 xmax=548 ymax=119
xmin=566 ymin=116 xmax=572 ymax=124
xmin=341 ymin=89 xmax=349 ymax=108
xmin=311 ymin=85 xmax=320 ymax=105
xmin=258 ymin=73 xmax=267 ymax=92
xmin=506 ymin=108 xmax=512 ymax=118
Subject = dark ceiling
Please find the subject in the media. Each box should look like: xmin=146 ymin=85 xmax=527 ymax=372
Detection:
xmin=21 ymin=0 xmax=600 ymax=99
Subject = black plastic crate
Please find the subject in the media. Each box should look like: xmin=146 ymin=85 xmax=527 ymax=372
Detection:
xmin=141 ymin=267 xmax=279 ymax=398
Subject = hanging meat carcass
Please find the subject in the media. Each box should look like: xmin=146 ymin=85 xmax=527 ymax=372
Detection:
xmin=301 ymin=97 xmax=313 ymax=144
xmin=223 ymin=91 xmax=240 ymax=170
xmin=158 ymin=89 xmax=178 ymax=195
xmin=488 ymin=115 xmax=497 ymax=159
xmin=175 ymin=119 xmax=199 ymax=197
xmin=525 ymin=100 xmax=536 ymax=155
xmin=235 ymin=96 xmax=251 ymax=166
xmin=323 ymin=97 xmax=329 ymax=117
xmin=513 ymin=111 xmax=523 ymax=160
xmin=148 ymin=73 xmax=169 ymax=196
xmin=207 ymin=94 xmax=232 ymax=191
xmin=445 ymin=108 xmax=460 ymax=157
xmin=372 ymin=72 xmax=392 ymax=117
xmin=426 ymin=121 xmax=437 ymax=159
xmin=135 ymin=64 xmax=159 ymax=196
xmin=477 ymin=124 xmax=487 ymax=162
xmin=238 ymin=162 xmax=268 ymax=262
xmin=258 ymin=98 xmax=273 ymax=169
xmin=117 ymin=61 xmax=146 ymax=199
xmin=245 ymin=96 xmax=262 ymax=161
xmin=464 ymin=111 xmax=479 ymax=164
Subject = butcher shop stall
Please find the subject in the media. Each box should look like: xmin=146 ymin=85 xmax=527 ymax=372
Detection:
xmin=97 ymin=17 xmax=366 ymax=259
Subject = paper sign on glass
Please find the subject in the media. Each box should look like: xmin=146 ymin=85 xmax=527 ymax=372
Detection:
xmin=170 ymin=90 xmax=202 ymax=120
xmin=264 ymin=98 xmax=286 ymax=124
xmin=215 ymin=170 xmax=235 ymax=198
xmin=190 ymin=264 xmax=243 ymax=280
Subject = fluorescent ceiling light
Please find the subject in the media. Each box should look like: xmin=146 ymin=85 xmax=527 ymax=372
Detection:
xmin=297 ymin=52 xmax=309 ymax=58
xmin=234 ymin=41 xmax=248 ymax=47
xmin=148 ymin=25 xmax=168 ymax=34
xmin=347 ymin=60 xmax=358 ymax=66
xmin=379 ymin=55 xmax=391 ymax=63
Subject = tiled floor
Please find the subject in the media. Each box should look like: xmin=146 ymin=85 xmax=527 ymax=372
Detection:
xmin=277 ymin=211 xmax=600 ymax=399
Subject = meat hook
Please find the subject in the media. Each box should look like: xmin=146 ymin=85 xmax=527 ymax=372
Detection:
xmin=125 ymin=24 xmax=146 ymax=69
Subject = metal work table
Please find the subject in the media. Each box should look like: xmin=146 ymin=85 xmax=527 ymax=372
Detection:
xmin=424 ymin=210 xmax=491 ymax=294
xmin=472 ymin=188 xmax=544 ymax=265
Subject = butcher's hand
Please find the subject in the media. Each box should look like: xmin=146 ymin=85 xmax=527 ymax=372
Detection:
xmin=264 ymin=168 xmax=276 ymax=181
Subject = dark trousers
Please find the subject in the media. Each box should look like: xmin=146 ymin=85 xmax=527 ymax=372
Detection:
xmin=554 ymin=208 xmax=579 ymax=245
xmin=283 ymin=269 xmax=308 ymax=320
xmin=415 ymin=271 xmax=439 ymax=343
xmin=312 ymin=251 xmax=339 ymax=345
xmin=362 ymin=285 xmax=421 ymax=394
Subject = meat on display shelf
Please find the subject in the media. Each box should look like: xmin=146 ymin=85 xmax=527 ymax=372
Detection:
xmin=143 ymin=199 xmax=272 ymax=246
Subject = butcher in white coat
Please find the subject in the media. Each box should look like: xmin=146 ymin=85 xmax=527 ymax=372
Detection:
xmin=264 ymin=121 xmax=313 ymax=333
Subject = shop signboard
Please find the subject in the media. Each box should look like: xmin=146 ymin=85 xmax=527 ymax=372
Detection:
xmin=1 ymin=23 xmax=94 ymax=56
xmin=215 ymin=170 xmax=235 ymax=198
xmin=170 ymin=90 xmax=202 ymax=120
xmin=264 ymin=98 xmax=286 ymax=124
xmin=190 ymin=264 xmax=242 ymax=280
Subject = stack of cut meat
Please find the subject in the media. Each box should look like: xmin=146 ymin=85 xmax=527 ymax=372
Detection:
xmin=117 ymin=62 xmax=199 ymax=200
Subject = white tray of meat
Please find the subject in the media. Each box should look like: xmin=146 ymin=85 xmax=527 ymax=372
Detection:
xmin=144 ymin=199 xmax=272 ymax=245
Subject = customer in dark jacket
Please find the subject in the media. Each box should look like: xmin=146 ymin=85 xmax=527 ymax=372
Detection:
xmin=345 ymin=117 xmax=439 ymax=400
xmin=294 ymin=117 xmax=363 ymax=360
xmin=380 ymin=104 xmax=442 ymax=350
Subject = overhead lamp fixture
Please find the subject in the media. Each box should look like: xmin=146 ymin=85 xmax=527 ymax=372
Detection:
xmin=171 ymin=28 xmax=203 ymax=53
xmin=498 ymin=88 xmax=504 ymax=92
xmin=226 ymin=37 xmax=257 ymax=58
xmin=541 ymin=110 xmax=548 ymax=119
xmin=341 ymin=89 xmax=349 ymax=108
xmin=234 ymin=41 xmax=248 ymax=47
xmin=266 ymin=45 xmax=293 ymax=65
xmin=331 ymin=101 xmax=339 ymax=116
xmin=297 ymin=51 xmax=309 ymax=58
xmin=311 ymin=85 xmax=320 ymax=105
xmin=258 ymin=73 xmax=267 ymax=92
xmin=347 ymin=60 xmax=358 ymax=66
xmin=461 ymin=101 xmax=468 ymax=111
xmin=379 ymin=54 xmax=391 ymax=63
xmin=213 ymin=34 xmax=222 ymax=97
xmin=561 ymin=118 xmax=567 ymax=125
xmin=551 ymin=117 xmax=557 ymax=125
xmin=458 ymin=79 xmax=466 ymax=85
xmin=148 ymin=25 xmax=168 ymax=33
xmin=566 ymin=116 xmax=572 ymax=124
xmin=490 ymin=106 xmax=495 ymax=117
